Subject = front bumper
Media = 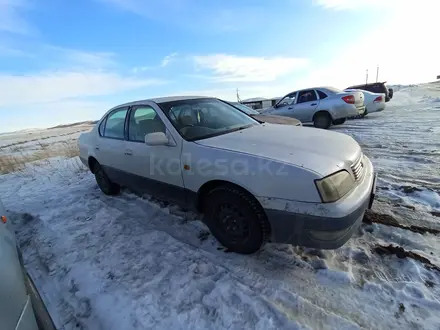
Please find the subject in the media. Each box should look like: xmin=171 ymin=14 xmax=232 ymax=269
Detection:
xmin=263 ymin=162 xmax=377 ymax=250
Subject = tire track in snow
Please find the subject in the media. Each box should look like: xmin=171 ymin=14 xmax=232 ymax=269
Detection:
xmin=97 ymin=188 xmax=423 ymax=329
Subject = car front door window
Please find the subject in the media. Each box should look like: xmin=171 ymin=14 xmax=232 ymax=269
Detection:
xmin=278 ymin=93 xmax=296 ymax=107
xmin=128 ymin=106 xmax=166 ymax=142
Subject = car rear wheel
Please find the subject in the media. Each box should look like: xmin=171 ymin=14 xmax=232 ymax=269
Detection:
xmin=203 ymin=186 xmax=270 ymax=254
xmin=93 ymin=163 xmax=120 ymax=195
xmin=332 ymin=118 xmax=346 ymax=125
xmin=314 ymin=112 xmax=332 ymax=129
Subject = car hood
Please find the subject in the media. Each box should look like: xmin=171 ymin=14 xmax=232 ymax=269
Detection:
xmin=196 ymin=123 xmax=361 ymax=177
xmin=251 ymin=114 xmax=301 ymax=126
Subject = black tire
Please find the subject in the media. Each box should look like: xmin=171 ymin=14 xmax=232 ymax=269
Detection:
xmin=313 ymin=112 xmax=332 ymax=129
xmin=203 ymin=186 xmax=270 ymax=254
xmin=332 ymin=118 xmax=346 ymax=125
xmin=93 ymin=162 xmax=120 ymax=195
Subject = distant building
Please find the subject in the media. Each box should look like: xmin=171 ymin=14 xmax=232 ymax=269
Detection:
xmin=437 ymin=75 xmax=440 ymax=80
xmin=241 ymin=97 xmax=281 ymax=110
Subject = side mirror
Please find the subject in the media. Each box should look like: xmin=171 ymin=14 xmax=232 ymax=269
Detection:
xmin=145 ymin=132 xmax=169 ymax=146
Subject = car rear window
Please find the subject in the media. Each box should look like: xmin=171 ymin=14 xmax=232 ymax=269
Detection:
xmin=317 ymin=90 xmax=328 ymax=99
xmin=324 ymin=87 xmax=342 ymax=93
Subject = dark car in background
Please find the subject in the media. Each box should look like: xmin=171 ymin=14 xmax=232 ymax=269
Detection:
xmin=346 ymin=82 xmax=393 ymax=102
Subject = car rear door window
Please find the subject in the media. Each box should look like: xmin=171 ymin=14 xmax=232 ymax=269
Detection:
xmin=103 ymin=108 xmax=128 ymax=139
xmin=128 ymin=106 xmax=166 ymax=142
xmin=98 ymin=118 xmax=106 ymax=136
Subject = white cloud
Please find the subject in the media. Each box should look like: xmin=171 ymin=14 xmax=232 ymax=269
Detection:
xmin=193 ymin=54 xmax=309 ymax=82
xmin=96 ymin=0 xmax=269 ymax=33
xmin=0 ymin=71 xmax=164 ymax=107
xmin=304 ymin=0 xmax=440 ymax=87
xmin=57 ymin=48 xmax=116 ymax=69
xmin=161 ymin=52 xmax=177 ymax=67
xmin=0 ymin=0 xmax=33 ymax=34
xmin=132 ymin=53 xmax=178 ymax=73
xmin=0 ymin=41 xmax=168 ymax=108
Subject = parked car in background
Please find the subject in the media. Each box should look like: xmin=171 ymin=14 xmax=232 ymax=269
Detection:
xmin=345 ymin=89 xmax=386 ymax=116
xmin=79 ymin=96 xmax=376 ymax=254
xmin=228 ymin=101 xmax=302 ymax=126
xmin=346 ymin=82 xmax=393 ymax=102
xmin=0 ymin=199 xmax=56 ymax=330
xmin=262 ymin=87 xmax=365 ymax=129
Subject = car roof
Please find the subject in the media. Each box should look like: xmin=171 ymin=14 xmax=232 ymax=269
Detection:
xmin=347 ymin=82 xmax=387 ymax=88
xmin=282 ymin=87 xmax=338 ymax=96
xmin=109 ymin=96 xmax=212 ymax=111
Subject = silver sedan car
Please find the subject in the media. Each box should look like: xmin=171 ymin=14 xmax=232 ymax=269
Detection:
xmin=0 ymin=199 xmax=55 ymax=330
xmin=228 ymin=101 xmax=302 ymax=126
xmin=263 ymin=87 xmax=365 ymax=129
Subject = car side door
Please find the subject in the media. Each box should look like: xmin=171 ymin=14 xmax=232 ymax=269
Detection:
xmin=273 ymin=92 xmax=298 ymax=117
xmin=95 ymin=107 xmax=131 ymax=186
xmin=292 ymin=89 xmax=320 ymax=122
xmin=123 ymin=104 xmax=185 ymax=205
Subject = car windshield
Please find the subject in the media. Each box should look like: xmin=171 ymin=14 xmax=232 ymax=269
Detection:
xmin=230 ymin=102 xmax=259 ymax=115
xmin=159 ymin=98 xmax=259 ymax=141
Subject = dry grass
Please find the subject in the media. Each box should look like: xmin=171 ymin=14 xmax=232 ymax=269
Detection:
xmin=0 ymin=155 xmax=26 ymax=174
xmin=0 ymin=140 xmax=83 ymax=175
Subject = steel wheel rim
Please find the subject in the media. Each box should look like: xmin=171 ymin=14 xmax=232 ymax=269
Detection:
xmin=216 ymin=203 xmax=250 ymax=243
xmin=96 ymin=169 xmax=110 ymax=190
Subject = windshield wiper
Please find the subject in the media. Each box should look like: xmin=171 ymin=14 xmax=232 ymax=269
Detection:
xmin=232 ymin=124 xmax=253 ymax=131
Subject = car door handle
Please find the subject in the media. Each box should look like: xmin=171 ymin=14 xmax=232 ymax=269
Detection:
xmin=124 ymin=149 xmax=133 ymax=156
xmin=95 ymin=146 xmax=100 ymax=150
xmin=288 ymin=107 xmax=293 ymax=110
xmin=310 ymin=103 xmax=317 ymax=106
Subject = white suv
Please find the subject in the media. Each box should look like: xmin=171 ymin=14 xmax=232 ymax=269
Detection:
xmin=79 ymin=96 xmax=376 ymax=254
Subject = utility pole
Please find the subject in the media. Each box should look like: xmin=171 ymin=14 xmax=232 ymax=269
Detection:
xmin=236 ymin=88 xmax=242 ymax=103
xmin=376 ymin=65 xmax=379 ymax=83
xmin=366 ymin=69 xmax=369 ymax=84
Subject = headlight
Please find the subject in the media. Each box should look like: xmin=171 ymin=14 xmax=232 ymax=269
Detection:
xmin=315 ymin=170 xmax=355 ymax=203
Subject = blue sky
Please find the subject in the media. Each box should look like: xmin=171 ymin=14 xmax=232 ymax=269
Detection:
xmin=0 ymin=0 xmax=438 ymax=131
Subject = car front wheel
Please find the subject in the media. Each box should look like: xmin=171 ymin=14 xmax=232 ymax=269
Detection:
xmin=93 ymin=163 xmax=120 ymax=195
xmin=203 ymin=186 xmax=270 ymax=254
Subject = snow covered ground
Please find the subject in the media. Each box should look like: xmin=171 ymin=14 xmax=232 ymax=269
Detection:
xmin=0 ymin=83 xmax=439 ymax=329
